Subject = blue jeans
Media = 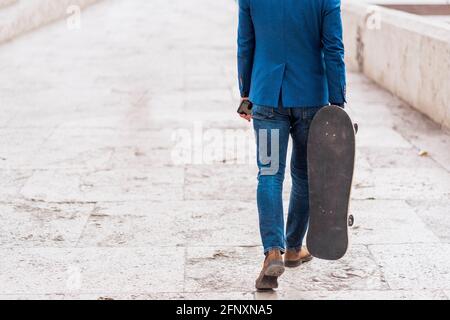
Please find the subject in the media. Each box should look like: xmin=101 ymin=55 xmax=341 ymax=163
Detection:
xmin=252 ymin=104 xmax=324 ymax=254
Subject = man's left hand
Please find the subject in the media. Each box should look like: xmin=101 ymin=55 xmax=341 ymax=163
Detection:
xmin=239 ymin=97 xmax=252 ymax=122
xmin=239 ymin=113 xmax=252 ymax=122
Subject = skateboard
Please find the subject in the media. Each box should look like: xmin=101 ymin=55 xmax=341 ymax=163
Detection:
xmin=306 ymin=106 xmax=356 ymax=260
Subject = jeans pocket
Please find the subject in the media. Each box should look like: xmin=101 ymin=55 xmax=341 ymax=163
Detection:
xmin=252 ymin=105 xmax=274 ymax=120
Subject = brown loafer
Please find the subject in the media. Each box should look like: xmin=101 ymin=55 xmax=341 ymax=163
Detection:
xmin=284 ymin=247 xmax=313 ymax=268
xmin=255 ymin=249 xmax=285 ymax=290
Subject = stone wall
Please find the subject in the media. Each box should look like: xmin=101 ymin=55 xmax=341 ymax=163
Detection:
xmin=0 ymin=0 xmax=102 ymax=44
xmin=342 ymin=0 xmax=450 ymax=129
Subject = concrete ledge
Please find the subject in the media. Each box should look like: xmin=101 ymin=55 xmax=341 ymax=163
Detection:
xmin=342 ymin=0 xmax=450 ymax=129
xmin=0 ymin=0 xmax=102 ymax=45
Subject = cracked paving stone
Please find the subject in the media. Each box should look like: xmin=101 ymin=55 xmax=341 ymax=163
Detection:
xmin=369 ymin=243 xmax=450 ymax=290
xmin=0 ymin=202 xmax=95 ymax=248
xmin=0 ymin=128 xmax=55 ymax=169
xmin=0 ymin=170 xmax=33 ymax=202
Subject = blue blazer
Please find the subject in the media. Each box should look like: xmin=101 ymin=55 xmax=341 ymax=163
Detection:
xmin=238 ymin=0 xmax=347 ymax=108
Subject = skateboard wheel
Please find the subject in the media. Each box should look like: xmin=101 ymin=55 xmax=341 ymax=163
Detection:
xmin=354 ymin=123 xmax=359 ymax=134
xmin=348 ymin=215 xmax=355 ymax=227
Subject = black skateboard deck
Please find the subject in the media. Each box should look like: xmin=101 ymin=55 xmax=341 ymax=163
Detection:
xmin=306 ymin=106 xmax=356 ymax=260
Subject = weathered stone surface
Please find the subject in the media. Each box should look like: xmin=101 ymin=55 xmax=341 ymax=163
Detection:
xmin=184 ymin=246 xmax=261 ymax=293
xmin=77 ymin=202 xmax=187 ymax=247
xmin=0 ymin=170 xmax=32 ymax=201
xmin=369 ymin=244 xmax=450 ymax=290
xmin=256 ymin=289 xmax=448 ymax=301
xmin=349 ymin=200 xmax=439 ymax=245
xmin=279 ymin=245 xmax=388 ymax=292
xmin=389 ymin=100 xmax=450 ymax=172
xmin=0 ymin=202 xmax=94 ymax=247
xmin=353 ymin=168 xmax=450 ymax=200
xmin=358 ymin=147 xmax=438 ymax=169
xmin=0 ymin=247 xmax=185 ymax=295
xmin=0 ymin=291 xmax=255 ymax=300
xmin=185 ymin=165 xmax=257 ymax=201
xmin=407 ymin=200 xmax=450 ymax=242
xmin=20 ymin=168 xmax=184 ymax=202
xmin=0 ymin=128 xmax=55 ymax=169
xmin=356 ymin=127 xmax=411 ymax=149
xmin=181 ymin=201 xmax=260 ymax=247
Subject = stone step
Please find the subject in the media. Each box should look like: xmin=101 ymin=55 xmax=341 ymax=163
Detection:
xmin=0 ymin=0 xmax=101 ymax=45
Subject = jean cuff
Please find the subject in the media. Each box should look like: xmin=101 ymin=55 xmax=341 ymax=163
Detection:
xmin=286 ymin=245 xmax=302 ymax=253
xmin=264 ymin=246 xmax=286 ymax=255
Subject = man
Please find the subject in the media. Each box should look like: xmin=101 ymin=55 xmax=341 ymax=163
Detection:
xmin=237 ymin=0 xmax=347 ymax=290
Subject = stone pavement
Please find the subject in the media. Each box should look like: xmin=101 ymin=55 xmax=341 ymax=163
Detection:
xmin=0 ymin=0 xmax=449 ymax=300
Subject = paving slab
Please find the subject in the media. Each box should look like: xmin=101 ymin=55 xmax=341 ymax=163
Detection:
xmin=279 ymin=245 xmax=388 ymax=292
xmin=407 ymin=200 xmax=450 ymax=242
xmin=0 ymin=128 xmax=55 ymax=169
xmin=0 ymin=247 xmax=185 ymax=295
xmin=184 ymin=245 xmax=388 ymax=293
xmin=184 ymin=246 xmax=261 ymax=293
xmin=389 ymin=100 xmax=450 ymax=172
xmin=356 ymin=126 xmax=412 ymax=149
xmin=0 ymin=169 xmax=32 ymax=201
xmin=358 ymin=147 xmax=438 ymax=169
xmin=181 ymin=201 xmax=260 ymax=247
xmin=350 ymin=200 xmax=439 ymax=245
xmin=20 ymin=168 xmax=184 ymax=202
xmin=0 ymin=202 xmax=94 ymax=248
xmin=77 ymin=202 xmax=188 ymax=247
xmin=353 ymin=168 xmax=450 ymax=200
xmin=369 ymin=243 xmax=450 ymax=290
xmin=185 ymin=165 xmax=257 ymax=201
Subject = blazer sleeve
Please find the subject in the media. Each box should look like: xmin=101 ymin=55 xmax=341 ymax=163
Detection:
xmin=322 ymin=0 xmax=347 ymax=104
xmin=237 ymin=0 xmax=255 ymax=98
